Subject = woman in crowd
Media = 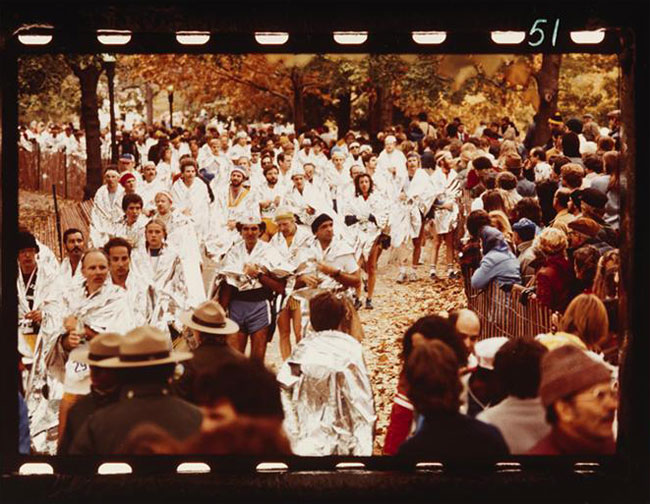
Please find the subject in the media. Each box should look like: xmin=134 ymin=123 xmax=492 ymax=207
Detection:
xmin=572 ymin=245 xmax=601 ymax=294
xmin=342 ymin=173 xmax=389 ymax=309
xmin=534 ymin=227 xmax=576 ymax=313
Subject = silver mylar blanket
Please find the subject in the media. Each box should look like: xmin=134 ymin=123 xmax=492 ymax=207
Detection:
xmin=276 ymin=329 xmax=376 ymax=456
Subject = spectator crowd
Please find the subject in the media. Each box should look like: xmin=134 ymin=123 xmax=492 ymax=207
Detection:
xmin=17 ymin=108 xmax=622 ymax=458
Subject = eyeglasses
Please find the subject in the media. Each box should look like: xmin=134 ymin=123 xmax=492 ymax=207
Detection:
xmin=575 ymin=383 xmax=619 ymax=403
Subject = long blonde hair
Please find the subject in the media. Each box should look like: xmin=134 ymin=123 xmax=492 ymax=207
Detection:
xmin=488 ymin=210 xmax=514 ymax=245
xmin=592 ymin=249 xmax=620 ymax=300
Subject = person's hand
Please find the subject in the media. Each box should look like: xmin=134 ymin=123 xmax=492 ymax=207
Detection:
xmin=399 ymin=193 xmax=407 ymax=202
xmin=298 ymin=274 xmax=320 ymax=288
xmin=274 ymin=196 xmax=281 ymax=206
xmin=551 ymin=312 xmax=560 ymax=332
xmin=25 ymin=310 xmax=43 ymax=325
xmin=63 ymin=315 xmax=78 ymax=334
xmin=260 ymin=200 xmax=271 ymax=209
xmin=306 ymin=206 xmax=315 ymax=215
xmin=63 ymin=331 xmax=83 ymax=351
xmin=368 ymin=213 xmax=377 ymax=225
xmin=316 ymin=261 xmax=338 ymax=277
xmin=441 ymin=201 xmax=454 ymax=211
xmin=389 ymin=167 xmax=396 ymax=175
xmin=182 ymin=208 xmax=192 ymax=216
xmin=243 ymin=263 xmax=261 ymax=278
xmin=227 ymin=220 xmax=237 ymax=230
xmin=146 ymin=209 xmax=155 ymax=217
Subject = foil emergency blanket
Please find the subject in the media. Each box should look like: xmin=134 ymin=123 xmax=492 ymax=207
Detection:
xmin=277 ymin=329 xmax=376 ymax=456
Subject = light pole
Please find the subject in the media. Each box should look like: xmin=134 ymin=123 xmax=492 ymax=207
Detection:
xmin=102 ymin=54 xmax=118 ymax=164
xmin=167 ymin=85 xmax=174 ymax=129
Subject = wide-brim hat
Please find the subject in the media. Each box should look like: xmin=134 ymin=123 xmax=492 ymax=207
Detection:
xmin=179 ymin=300 xmax=239 ymax=335
xmin=69 ymin=332 xmax=123 ymax=365
xmin=95 ymin=326 xmax=192 ymax=368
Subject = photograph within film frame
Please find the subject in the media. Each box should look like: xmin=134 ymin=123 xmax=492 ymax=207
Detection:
xmin=1 ymin=3 xmax=648 ymax=502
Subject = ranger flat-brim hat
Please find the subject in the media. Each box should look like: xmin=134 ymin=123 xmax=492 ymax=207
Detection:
xmin=95 ymin=326 xmax=192 ymax=368
xmin=179 ymin=300 xmax=239 ymax=335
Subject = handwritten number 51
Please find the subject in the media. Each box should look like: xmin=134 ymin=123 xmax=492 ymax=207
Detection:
xmin=529 ymin=19 xmax=560 ymax=47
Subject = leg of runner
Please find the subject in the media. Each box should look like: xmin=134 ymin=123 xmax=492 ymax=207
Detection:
xmin=227 ymin=332 xmax=248 ymax=355
xmin=444 ymin=231 xmax=458 ymax=277
xmin=250 ymin=328 xmax=269 ymax=364
xmin=291 ymin=303 xmax=302 ymax=344
xmin=412 ymin=221 xmax=426 ymax=266
xmin=430 ymin=232 xmax=442 ymax=278
xmin=277 ymin=307 xmax=292 ymax=361
xmin=366 ymin=241 xmax=381 ymax=308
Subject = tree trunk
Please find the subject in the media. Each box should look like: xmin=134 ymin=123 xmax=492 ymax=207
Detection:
xmin=369 ymin=87 xmax=382 ymax=140
xmin=145 ymin=83 xmax=154 ymax=126
xmin=291 ymin=69 xmax=305 ymax=133
xmin=336 ymin=91 xmax=351 ymax=136
xmin=531 ymin=54 xmax=562 ymax=148
xmin=74 ymin=66 xmax=103 ymax=199
xmin=380 ymin=87 xmax=394 ymax=131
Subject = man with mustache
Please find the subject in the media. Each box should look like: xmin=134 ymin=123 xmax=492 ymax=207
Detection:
xmin=527 ymin=345 xmax=617 ymax=454
xmin=57 ymin=228 xmax=86 ymax=288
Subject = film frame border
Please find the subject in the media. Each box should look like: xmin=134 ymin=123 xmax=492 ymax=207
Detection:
xmin=1 ymin=2 xmax=648 ymax=502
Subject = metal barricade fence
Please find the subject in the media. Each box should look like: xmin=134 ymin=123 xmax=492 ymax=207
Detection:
xmin=462 ymin=269 xmax=554 ymax=340
xmin=457 ymin=188 xmax=554 ymax=340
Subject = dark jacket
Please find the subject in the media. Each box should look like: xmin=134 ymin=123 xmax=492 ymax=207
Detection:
xmin=58 ymin=387 xmax=119 ymax=455
xmin=174 ymin=339 xmax=246 ymax=403
xmin=69 ymin=382 xmax=202 ymax=454
xmin=535 ymin=253 xmax=575 ymax=312
xmin=527 ymin=426 xmax=616 ymax=455
xmin=398 ymin=410 xmax=509 ymax=458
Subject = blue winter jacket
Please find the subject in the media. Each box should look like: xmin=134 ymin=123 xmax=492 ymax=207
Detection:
xmin=471 ymin=226 xmax=522 ymax=290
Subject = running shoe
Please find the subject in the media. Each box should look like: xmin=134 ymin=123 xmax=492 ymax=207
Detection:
xmin=396 ymin=268 xmax=407 ymax=283
xmin=407 ymin=269 xmax=418 ymax=282
xmin=448 ymin=270 xmax=460 ymax=279
xmin=365 ymin=298 xmax=374 ymax=310
xmin=354 ymin=297 xmax=363 ymax=310
xmin=430 ymin=268 xmax=437 ymax=279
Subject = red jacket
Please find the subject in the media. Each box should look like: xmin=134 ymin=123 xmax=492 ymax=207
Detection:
xmin=535 ymin=254 xmax=575 ymax=312
xmin=383 ymin=374 xmax=416 ymax=455
xmin=527 ymin=427 xmax=616 ymax=455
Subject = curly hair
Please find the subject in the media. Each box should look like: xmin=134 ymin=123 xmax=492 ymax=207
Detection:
xmin=537 ymin=227 xmax=568 ymax=256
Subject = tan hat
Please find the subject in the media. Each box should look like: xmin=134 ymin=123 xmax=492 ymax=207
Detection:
xmin=179 ymin=300 xmax=239 ymax=335
xmin=95 ymin=326 xmax=193 ymax=368
xmin=69 ymin=332 xmax=123 ymax=366
xmin=274 ymin=206 xmax=296 ymax=223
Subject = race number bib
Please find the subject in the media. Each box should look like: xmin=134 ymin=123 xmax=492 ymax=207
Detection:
xmin=63 ymin=345 xmax=91 ymax=395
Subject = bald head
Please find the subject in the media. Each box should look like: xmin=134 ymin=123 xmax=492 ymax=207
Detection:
xmin=451 ymin=309 xmax=481 ymax=355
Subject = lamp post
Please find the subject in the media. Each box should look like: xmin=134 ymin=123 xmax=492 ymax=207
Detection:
xmin=167 ymin=85 xmax=174 ymax=129
xmin=102 ymin=54 xmax=118 ymax=164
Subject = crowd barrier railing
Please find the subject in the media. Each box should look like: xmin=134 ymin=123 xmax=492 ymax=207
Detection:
xmin=456 ymin=187 xmax=554 ymax=340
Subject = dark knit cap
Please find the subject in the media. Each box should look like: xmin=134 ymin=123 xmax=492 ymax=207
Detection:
xmin=539 ymin=345 xmax=611 ymax=407
xmin=311 ymin=213 xmax=333 ymax=234
xmin=17 ymin=231 xmax=40 ymax=252
xmin=580 ymin=187 xmax=608 ymax=209
xmin=565 ymin=117 xmax=584 ymax=134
